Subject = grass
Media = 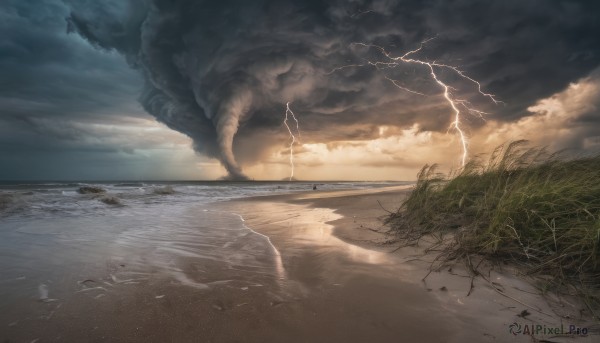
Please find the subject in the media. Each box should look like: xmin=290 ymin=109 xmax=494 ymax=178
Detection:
xmin=387 ymin=141 xmax=600 ymax=313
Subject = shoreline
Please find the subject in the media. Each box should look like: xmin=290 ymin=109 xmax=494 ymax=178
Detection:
xmin=212 ymin=187 xmax=463 ymax=342
xmin=217 ymin=185 xmax=598 ymax=342
xmin=1 ymin=185 xmax=597 ymax=342
xmin=224 ymin=184 xmax=413 ymax=250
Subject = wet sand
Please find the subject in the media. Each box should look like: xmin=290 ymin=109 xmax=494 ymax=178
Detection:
xmin=1 ymin=186 xmax=597 ymax=342
xmin=213 ymin=186 xmax=598 ymax=342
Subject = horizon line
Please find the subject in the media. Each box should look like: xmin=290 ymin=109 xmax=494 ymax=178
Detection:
xmin=0 ymin=179 xmax=414 ymax=183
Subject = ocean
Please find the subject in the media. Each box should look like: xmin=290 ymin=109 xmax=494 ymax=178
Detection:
xmin=0 ymin=181 xmax=400 ymax=218
xmin=0 ymin=181 xmax=405 ymax=312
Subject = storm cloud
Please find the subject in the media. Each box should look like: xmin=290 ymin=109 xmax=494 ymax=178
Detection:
xmin=59 ymin=0 xmax=599 ymax=179
xmin=2 ymin=0 xmax=599 ymax=180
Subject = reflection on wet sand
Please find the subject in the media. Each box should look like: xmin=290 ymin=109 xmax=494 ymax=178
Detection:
xmin=1 ymin=187 xmax=461 ymax=342
xmin=206 ymin=199 xmax=463 ymax=342
xmin=229 ymin=211 xmax=286 ymax=282
xmin=233 ymin=201 xmax=395 ymax=267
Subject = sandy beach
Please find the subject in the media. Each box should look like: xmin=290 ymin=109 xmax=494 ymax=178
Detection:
xmin=219 ymin=187 xmax=598 ymax=342
xmin=1 ymin=185 xmax=597 ymax=342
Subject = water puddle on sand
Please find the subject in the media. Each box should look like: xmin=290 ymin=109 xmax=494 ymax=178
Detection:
xmin=223 ymin=201 xmax=409 ymax=271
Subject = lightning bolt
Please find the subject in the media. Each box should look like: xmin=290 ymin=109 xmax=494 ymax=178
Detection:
xmin=330 ymin=38 xmax=500 ymax=166
xmin=283 ymin=102 xmax=301 ymax=181
xmin=350 ymin=10 xmax=374 ymax=18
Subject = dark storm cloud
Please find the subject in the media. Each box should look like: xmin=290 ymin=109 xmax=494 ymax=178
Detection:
xmin=2 ymin=0 xmax=599 ymax=179
xmin=0 ymin=0 xmax=144 ymax=131
xmin=62 ymin=0 xmax=600 ymax=179
xmin=0 ymin=0 xmax=156 ymax=179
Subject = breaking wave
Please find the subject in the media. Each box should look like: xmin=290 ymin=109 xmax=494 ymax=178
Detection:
xmin=0 ymin=181 xmax=409 ymax=218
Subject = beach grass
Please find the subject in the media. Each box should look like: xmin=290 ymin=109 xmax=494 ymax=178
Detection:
xmin=387 ymin=141 xmax=600 ymax=312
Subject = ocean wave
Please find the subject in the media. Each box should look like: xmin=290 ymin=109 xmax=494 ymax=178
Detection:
xmin=113 ymin=182 xmax=146 ymax=187
xmin=99 ymin=196 xmax=122 ymax=206
xmin=152 ymin=185 xmax=176 ymax=195
xmin=0 ymin=193 xmax=12 ymax=211
xmin=0 ymin=182 xmax=83 ymax=190
xmin=0 ymin=181 xmax=408 ymax=219
xmin=77 ymin=186 xmax=107 ymax=194
xmin=0 ymin=192 xmax=29 ymax=215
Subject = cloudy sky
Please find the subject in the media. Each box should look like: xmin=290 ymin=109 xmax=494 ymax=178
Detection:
xmin=1 ymin=0 xmax=599 ymax=181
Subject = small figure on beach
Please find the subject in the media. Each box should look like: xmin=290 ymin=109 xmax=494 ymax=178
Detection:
xmin=313 ymin=184 xmax=317 ymax=190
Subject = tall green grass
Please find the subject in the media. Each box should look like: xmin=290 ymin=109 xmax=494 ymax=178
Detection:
xmin=388 ymin=141 xmax=600 ymax=310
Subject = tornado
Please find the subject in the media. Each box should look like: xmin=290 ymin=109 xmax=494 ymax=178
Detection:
xmin=214 ymin=90 xmax=253 ymax=180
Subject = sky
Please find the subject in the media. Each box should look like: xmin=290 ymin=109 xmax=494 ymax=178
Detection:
xmin=1 ymin=0 xmax=599 ymax=181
